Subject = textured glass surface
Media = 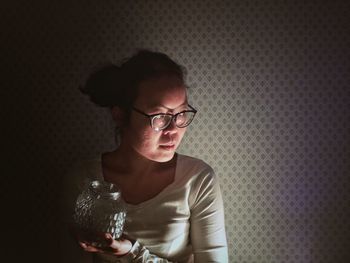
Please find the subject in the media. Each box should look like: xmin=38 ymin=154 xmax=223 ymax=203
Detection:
xmin=74 ymin=180 xmax=126 ymax=245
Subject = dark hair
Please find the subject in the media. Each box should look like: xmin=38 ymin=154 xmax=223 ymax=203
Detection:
xmin=80 ymin=50 xmax=187 ymax=113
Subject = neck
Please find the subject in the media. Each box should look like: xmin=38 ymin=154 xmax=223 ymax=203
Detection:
xmin=107 ymin=144 xmax=176 ymax=178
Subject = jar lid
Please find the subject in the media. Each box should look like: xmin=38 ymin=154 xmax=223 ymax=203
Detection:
xmin=89 ymin=180 xmax=121 ymax=200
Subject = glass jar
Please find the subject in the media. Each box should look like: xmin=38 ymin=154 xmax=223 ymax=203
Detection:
xmin=73 ymin=180 xmax=126 ymax=246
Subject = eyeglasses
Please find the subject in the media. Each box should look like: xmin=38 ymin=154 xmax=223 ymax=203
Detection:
xmin=132 ymin=105 xmax=197 ymax=131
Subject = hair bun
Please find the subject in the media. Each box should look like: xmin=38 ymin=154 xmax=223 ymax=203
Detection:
xmin=80 ymin=50 xmax=186 ymax=110
xmin=80 ymin=64 xmax=121 ymax=107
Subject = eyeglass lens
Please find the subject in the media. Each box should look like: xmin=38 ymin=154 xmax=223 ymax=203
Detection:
xmin=152 ymin=111 xmax=195 ymax=130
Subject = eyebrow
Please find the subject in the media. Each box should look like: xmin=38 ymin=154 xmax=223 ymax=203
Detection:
xmin=148 ymin=102 xmax=189 ymax=111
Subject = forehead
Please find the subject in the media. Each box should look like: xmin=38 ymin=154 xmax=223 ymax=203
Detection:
xmin=135 ymin=76 xmax=187 ymax=109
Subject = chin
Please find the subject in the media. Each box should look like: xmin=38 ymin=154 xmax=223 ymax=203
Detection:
xmin=158 ymin=154 xmax=175 ymax=163
xmin=151 ymin=151 xmax=176 ymax=163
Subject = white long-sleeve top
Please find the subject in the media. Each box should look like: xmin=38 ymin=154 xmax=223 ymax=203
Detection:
xmin=60 ymin=153 xmax=228 ymax=263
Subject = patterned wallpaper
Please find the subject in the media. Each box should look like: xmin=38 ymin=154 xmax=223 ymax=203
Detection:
xmin=2 ymin=1 xmax=349 ymax=262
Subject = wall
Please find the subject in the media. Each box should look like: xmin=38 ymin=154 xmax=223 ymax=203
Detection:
xmin=2 ymin=0 xmax=349 ymax=262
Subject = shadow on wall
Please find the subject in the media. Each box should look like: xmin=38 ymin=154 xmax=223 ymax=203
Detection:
xmin=2 ymin=2 xmax=88 ymax=262
xmin=2 ymin=1 xmax=350 ymax=262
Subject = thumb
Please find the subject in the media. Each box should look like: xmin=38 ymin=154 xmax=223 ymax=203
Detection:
xmin=104 ymin=233 xmax=115 ymax=245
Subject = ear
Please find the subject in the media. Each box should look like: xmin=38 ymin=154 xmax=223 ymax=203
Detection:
xmin=111 ymin=106 xmax=125 ymax=127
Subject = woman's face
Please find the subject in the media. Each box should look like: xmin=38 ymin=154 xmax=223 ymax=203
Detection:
xmin=120 ymin=76 xmax=189 ymax=162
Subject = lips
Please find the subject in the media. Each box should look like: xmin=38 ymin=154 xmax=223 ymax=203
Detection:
xmin=159 ymin=143 xmax=176 ymax=150
xmin=161 ymin=143 xmax=175 ymax=147
xmin=160 ymin=139 xmax=175 ymax=147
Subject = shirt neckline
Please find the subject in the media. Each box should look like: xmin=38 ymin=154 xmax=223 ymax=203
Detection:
xmin=96 ymin=153 xmax=182 ymax=209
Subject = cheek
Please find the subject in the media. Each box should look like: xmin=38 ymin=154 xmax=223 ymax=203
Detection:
xmin=134 ymin=127 xmax=160 ymax=149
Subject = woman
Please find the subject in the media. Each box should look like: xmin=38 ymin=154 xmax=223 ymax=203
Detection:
xmin=61 ymin=50 xmax=228 ymax=262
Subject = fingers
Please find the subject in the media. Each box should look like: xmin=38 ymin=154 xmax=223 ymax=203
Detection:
xmin=78 ymin=232 xmax=109 ymax=253
xmin=104 ymin=233 xmax=120 ymax=245
xmin=79 ymin=241 xmax=102 ymax=253
xmin=77 ymin=232 xmax=132 ymax=256
xmin=110 ymin=237 xmax=132 ymax=255
xmin=78 ymin=233 xmax=116 ymax=253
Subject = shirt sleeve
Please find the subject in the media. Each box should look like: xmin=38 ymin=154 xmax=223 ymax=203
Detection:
xmin=99 ymin=240 xmax=176 ymax=262
xmin=189 ymin=167 xmax=229 ymax=263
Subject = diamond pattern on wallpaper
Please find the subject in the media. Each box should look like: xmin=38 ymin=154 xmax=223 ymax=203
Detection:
xmin=3 ymin=0 xmax=349 ymax=262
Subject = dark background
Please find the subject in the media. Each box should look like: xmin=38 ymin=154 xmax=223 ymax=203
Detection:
xmin=2 ymin=1 xmax=349 ymax=262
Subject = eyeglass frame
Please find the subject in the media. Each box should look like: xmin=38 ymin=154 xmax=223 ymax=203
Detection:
xmin=132 ymin=104 xmax=197 ymax=131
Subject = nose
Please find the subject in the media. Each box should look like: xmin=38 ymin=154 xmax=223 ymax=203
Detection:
xmin=162 ymin=118 xmax=178 ymax=134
